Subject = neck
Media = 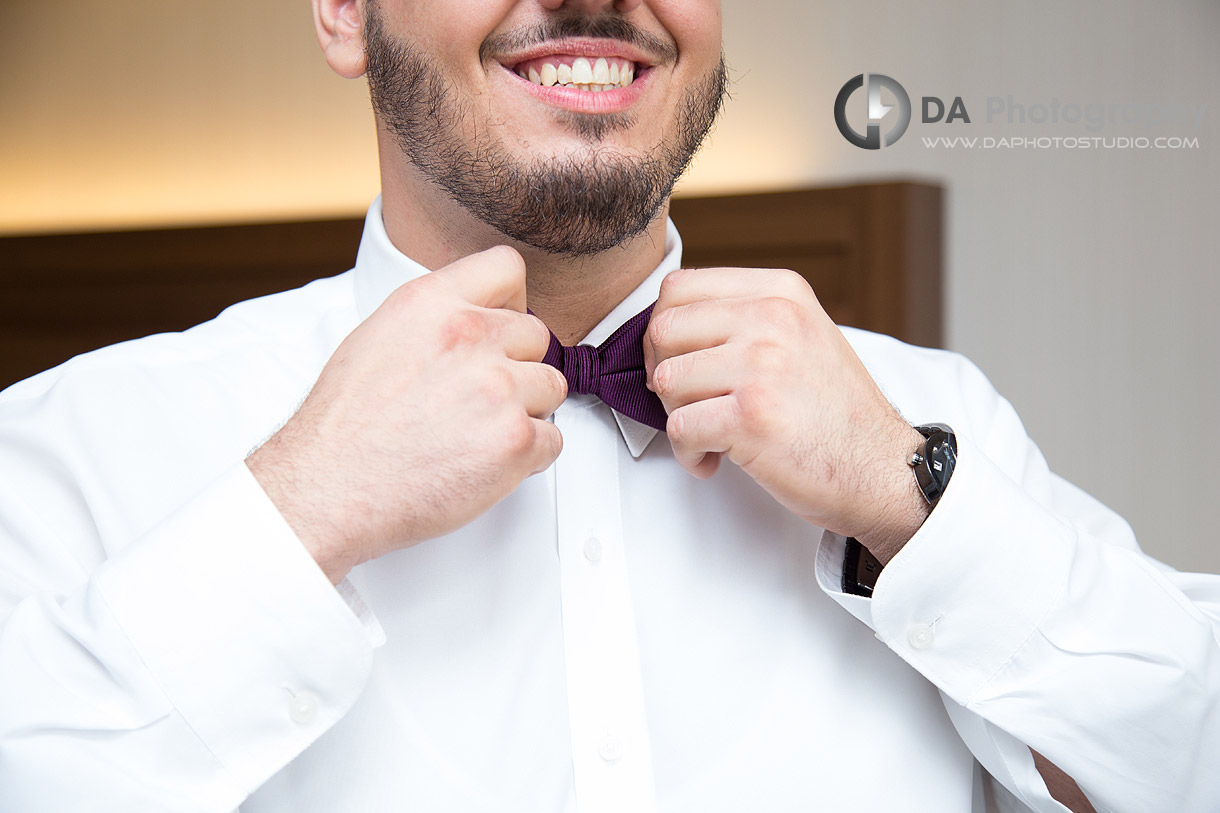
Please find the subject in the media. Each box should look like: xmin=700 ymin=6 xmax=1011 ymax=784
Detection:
xmin=379 ymin=159 xmax=669 ymax=346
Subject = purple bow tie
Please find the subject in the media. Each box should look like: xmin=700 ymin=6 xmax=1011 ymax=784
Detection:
xmin=540 ymin=303 xmax=668 ymax=432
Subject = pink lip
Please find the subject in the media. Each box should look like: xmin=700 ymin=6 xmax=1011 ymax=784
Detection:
xmin=497 ymin=62 xmax=652 ymax=115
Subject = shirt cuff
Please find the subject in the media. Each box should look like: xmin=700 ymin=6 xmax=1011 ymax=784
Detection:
xmin=94 ymin=462 xmax=376 ymax=797
xmin=816 ymin=434 xmax=1076 ymax=705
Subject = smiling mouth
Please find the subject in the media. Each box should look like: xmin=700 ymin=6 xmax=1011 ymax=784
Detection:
xmin=512 ymin=55 xmax=639 ymax=92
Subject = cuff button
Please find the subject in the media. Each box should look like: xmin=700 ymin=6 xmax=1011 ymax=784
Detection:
xmin=907 ymin=624 xmax=935 ymax=650
xmin=289 ymin=690 xmax=321 ymax=725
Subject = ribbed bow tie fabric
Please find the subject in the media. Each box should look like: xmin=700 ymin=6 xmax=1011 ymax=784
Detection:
xmin=540 ymin=303 xmax=668 ymax=432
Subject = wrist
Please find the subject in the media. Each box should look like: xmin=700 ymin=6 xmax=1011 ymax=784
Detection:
xmin=854 ymin=425 xmax=931 ymax=564
xmin=246 ymin=437 xmax=359 ymax=586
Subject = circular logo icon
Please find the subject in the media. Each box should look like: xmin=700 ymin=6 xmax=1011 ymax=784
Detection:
xmin=834 ymin=74 xmax=911 ymax=149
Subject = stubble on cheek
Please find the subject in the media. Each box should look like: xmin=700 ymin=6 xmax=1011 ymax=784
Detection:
xmin=365 ymin=5 xmax=729 ymax=257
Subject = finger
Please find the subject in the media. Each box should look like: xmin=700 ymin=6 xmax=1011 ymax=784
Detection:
xmin=526 ymin=418 xmax=564 ymax=475
xmin=645 ymin=300 xmax=738 ymax=375
xmin=515 ymin=361 xmax=568 ymax=419
xmin=655 ymin=266 xmax=811 ymax=312
xmin=438 ymin=245 xmax=528 ymax=312
xmin=666 ymin=395 xmax=737 ymax=478
xmin=500 ymin=311 xmax=554 ymax=362
xmin=650 ymin=344 xmax=736 ymax=413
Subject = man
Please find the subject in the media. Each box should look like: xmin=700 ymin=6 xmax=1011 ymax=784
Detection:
xmin=0 ymin=1 xmax=1217 ymax=811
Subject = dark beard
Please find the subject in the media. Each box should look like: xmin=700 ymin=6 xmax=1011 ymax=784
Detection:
xmin=364 ymin=6 xmax=727 ymax=257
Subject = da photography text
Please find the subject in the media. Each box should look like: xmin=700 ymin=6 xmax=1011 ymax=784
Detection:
xmin=835 ymin=73 xmax=1206 ymax=151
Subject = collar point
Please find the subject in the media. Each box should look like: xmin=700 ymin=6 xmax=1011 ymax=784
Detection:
xmin=612 ymin=411 xmax=662 ymax=458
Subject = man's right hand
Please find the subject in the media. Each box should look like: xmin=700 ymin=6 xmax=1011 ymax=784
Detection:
xmin=246 ymin=245 xmax=566 ymax=584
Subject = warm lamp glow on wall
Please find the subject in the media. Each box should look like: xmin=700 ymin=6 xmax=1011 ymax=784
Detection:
xmin=1 ymin=126 xmax=818 ymax=236
xmin=0 ymin=0 xmax=380 ymax=237
xmin=0 ymin=136 xmax=382 ymax=236
xmin=676 ymin=110 xmax=828 ymax=198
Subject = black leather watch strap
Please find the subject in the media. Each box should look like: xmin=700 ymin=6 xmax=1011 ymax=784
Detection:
xmin=842 ymin=537 xmax=883 ymax=597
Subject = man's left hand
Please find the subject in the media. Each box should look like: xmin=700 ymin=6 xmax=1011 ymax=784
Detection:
xmin=644 ymin=266 xmax=929 ymax=563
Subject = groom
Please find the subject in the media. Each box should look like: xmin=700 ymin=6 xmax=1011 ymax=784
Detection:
xmin=3 ymin=2 xmax=1214 ymax=811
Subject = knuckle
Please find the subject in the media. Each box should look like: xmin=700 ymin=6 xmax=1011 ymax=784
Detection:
xmin=651 ymin=357 xmax=677 ymax=398
xmin=658 ymin=270 xmax=680 ymax=298
xmin=745 ymin=340 xmax=786 ymax=377
xmin=551 ymin=366 xmax=569 ymax=401
xmin=384 ymin=278 xmax=427 ymax=313
xmin=778 ymin=268 xmax=812 ymax=298
xmin=543 ymin=423 xmax=563 ymax=461
xmin=666 ymin=407 xmax=691 ymax=443
xmin=658 ymin=268 xmax=691 ymax=301
xmin=646 ymin=307 xmax=674 ymax=349
xmin=439 ymin=308 xmax=491 ymax=351
xmin=532 ymin=315 xmax=554 ymax=350
xmin=531 ymin=364 xmax=566 ymax=409
xmin=734 ymin=384 xmax=773 ymax=426
xmin=478 ymin=365 xmax=515 ymax=405
xmin=759 ymin=296 xmax=802 ymax=329
xmin=501 ymin=414 xmax=536 ymax=456
xmin=789 ymin=280 xmax=822 ymax=314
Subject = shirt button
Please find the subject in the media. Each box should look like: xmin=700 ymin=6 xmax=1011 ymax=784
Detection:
xmin=289 ymin=691 xmax=320 ymax=724
xmin=583 ymin=537 xmax=603 ymax=563
xmin=907 ymin=624 xmax=935 ymax=650
xmin=599 ymin=739 xmax=621 ymax=763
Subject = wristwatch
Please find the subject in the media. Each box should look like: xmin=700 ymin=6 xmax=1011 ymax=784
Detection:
xmin=842 ymin=423 xmax=957 ymax=597
xmin=909 ymin=423 xmax=957 ymax=508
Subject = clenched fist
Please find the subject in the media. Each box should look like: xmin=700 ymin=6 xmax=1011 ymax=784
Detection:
xmin=247 ymin=246 xmax=567 ymax=583
xmin=643 ymin=266 xmax=929 ymax=563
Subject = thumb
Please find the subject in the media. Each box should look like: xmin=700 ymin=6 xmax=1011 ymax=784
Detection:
xmin=436 ymin=245 xmax=528 ymax=312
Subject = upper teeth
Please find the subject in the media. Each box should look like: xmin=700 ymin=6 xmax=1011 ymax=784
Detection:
xmin=517 ymin=57 xmax=636 ymax=92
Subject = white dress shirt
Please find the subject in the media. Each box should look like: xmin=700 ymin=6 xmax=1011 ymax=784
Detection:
xmin=1 ymin=198 xmax=1218 ymax=813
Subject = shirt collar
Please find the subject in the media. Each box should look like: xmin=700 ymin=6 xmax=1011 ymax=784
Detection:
xmin=352 ymin=196 xmax=683 ymax=458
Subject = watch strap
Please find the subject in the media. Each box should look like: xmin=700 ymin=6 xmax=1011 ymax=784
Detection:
xmin=842 ymin=537 xmax=883 ymax=597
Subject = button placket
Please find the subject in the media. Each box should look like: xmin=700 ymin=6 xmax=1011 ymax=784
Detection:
xmin=599 ymin=738 xmax=622 ymax=763
xmin=583 ymin=536 xmax=604 ymax=563
xmin=552 ymin=400 xmax=659 ymax=813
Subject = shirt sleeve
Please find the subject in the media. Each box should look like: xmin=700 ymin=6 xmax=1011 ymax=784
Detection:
xmin=818 ymin=344 xmax=1220 ymax=813
xmin=0 ymin=462 xmax=376 ymax=812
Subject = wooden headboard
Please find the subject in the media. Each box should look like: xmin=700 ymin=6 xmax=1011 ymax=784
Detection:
xmin=0 ymin=181 xmax=942 ymax=391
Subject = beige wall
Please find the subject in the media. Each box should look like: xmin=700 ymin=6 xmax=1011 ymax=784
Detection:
xmin=697 ymin=0 xmax=1219 ymax=572
xmin=0 ymin=1 xmax=380 ymax=232
xmin=3 ymin=1 xmax=1218 ymax=570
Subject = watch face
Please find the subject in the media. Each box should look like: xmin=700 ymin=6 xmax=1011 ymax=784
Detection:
xmin=913 ymin=425 xmax=957 ymax=505
xmin=930 ymin=439 xmax=956 ymax=482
